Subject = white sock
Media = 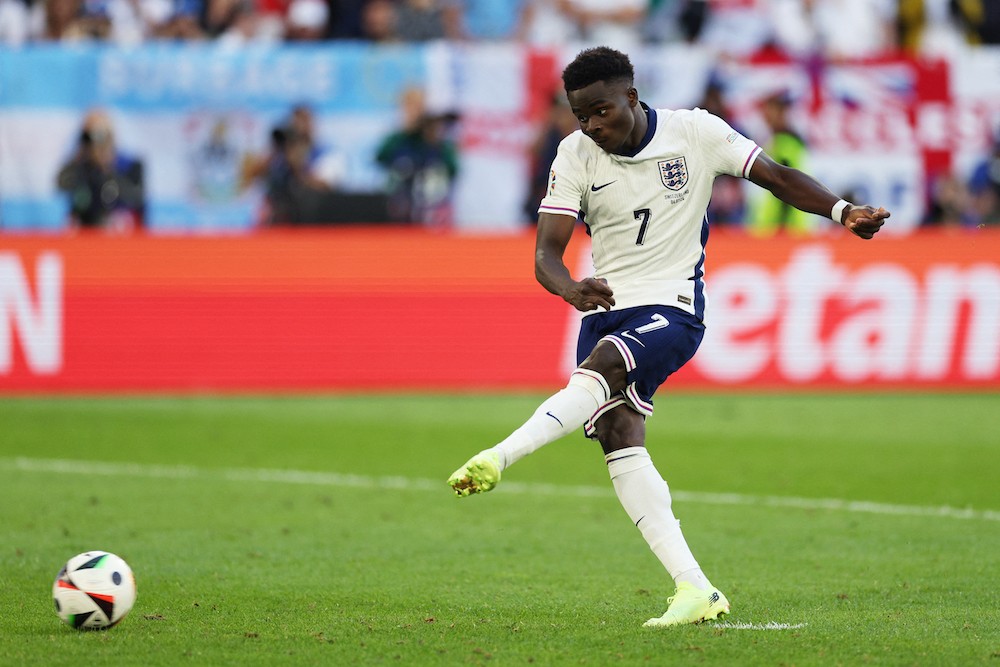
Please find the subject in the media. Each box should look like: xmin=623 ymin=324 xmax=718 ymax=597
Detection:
xmin=606 ymin=447 xmax=711 ymax=590
xmin=488 ymin=369 xmax=609 ymax=470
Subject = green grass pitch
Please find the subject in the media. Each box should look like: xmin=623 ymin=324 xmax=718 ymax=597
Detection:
xmin=1 ymin=393 xmax=998 ymax=666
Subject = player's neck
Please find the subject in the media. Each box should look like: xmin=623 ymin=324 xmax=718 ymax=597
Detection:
xmin=617 ymin=103 xmax=652 ymax=157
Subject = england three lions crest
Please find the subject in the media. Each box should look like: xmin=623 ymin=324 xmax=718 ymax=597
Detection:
xmin=658 ymin=157 xmax=688 ymax=191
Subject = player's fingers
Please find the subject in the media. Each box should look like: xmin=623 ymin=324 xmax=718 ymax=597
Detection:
xmin=853 ymin=223 xmax=878 ymax=239
xmin=590 ymin=278 xmax=614 ymax=295
xmin=582 ymin=296 xmax=615 ymax=311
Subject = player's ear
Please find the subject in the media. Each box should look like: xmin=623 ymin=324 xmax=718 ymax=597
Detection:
xmin=627 ymin=87 xmax=639 ymax=107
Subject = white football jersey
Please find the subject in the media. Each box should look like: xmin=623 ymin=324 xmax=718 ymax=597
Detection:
xmin=539 ymin=104 xmax=761 ymax=320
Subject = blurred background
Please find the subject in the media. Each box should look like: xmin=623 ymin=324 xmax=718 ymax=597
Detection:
xmin=1 ymin=0 xmax=999 ymax=234
xmin=1 ymin=0 xmax=999 ymax=393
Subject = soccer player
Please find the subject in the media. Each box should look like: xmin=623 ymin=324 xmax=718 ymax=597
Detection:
xmin=447 ymin=47 xmax=889 ymax=627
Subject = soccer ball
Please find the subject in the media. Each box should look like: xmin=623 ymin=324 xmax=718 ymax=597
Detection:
xmin=52 ymin=551 xmax=137 ymax=630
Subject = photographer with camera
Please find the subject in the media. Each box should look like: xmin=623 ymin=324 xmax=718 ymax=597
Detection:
xmin=56 ymin=110 xmax=145 ymax=232
xmin=242 ymin=105 xmax=346 ymax=226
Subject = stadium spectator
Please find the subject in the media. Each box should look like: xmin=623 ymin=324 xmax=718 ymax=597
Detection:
xmin=968 ymin=135 xmax=1000 ymax=226
xmin=768 ymin=0 xmax=896 ymax=60
xmin=214 ymin=2 xmax=284 ymax=45
xmin=202 ymin=0 xmax=287 ymax=41
xmin=394 ymin=0 xmax=462 ymax=41
xmin=447 ymin=47 xmax=889 ymax=629
xmin=560 ymin=0 xmax=646 ymax=51
xmin=375 ymin=87 xmax=459 ymax=225
xmin=150 ymin=0 xmax=208 ymax=39
xmin=359 ymin=0 xmax=398 ymax=41
xmin=36 ymin=0 xmax=112 ymax=40
xmin=516 ymin=0 xmax=577 ymax=45
xmin=696 ymin=0 xmax=771 ymax=57
xmin=284 ymin=0 xmax=329 ymax=39
xmin=747 ymin=88 xmax=815 ymax=235
xmin=642 ymin=0 xmax=708 ymax=45
xmin=950 ymin=0 xmax=1000 ymax=45
xmin=517 ymin=0 xmax=647 ymax=49
xmin=924 ymin=171 xmax=975 ymax=227
xmin=0 ymin=0 xmax=31 ymax=45
xmin=56 ymin=109 xmax=145 ymax=231
xmin=896 ymin=0 xmax=975 ymax=55
xmin=697 ymin=74 xmax=744 ymax=227
xmin=523 ymin=93 xmax=578 ymax=223
xmin=325 ymin=0 xmax=367 ymax=38
xmin=243 ymin=104 xmax=347 ymax=225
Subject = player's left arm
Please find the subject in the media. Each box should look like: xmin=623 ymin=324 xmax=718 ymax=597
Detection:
xmin=747 ymin=151 xmax=890 ymax=239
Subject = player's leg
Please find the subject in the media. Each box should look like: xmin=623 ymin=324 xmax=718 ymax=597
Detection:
xmin=590 ymin=306 xmax=728 ymax=625
xmin=448 ymin=341 xmax=625 ymax=496
xmin=595 ymin=409 xmax=729 ymax=626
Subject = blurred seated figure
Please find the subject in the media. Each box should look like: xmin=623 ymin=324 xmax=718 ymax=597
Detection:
xmin=698 ymin=74 xmax=745 ymax=228
xmin=38 ymin=0 xmax=112 ymax=40
xmin=924 ymin=171 xmax=974 ymax=227
xmin=968 ymin=135 xmax=1000 ymax=226
xmin=375 ymin=87 xmax=459 ymax=226
xmin=394 ymin=0 xmax=462 ymax=41
xmin=150 ymin=0 xmax=208 ymax=39
xmin=523 ymin=93 xmax=577 ymax=224
xmin=360 ymin=0 xmax=398 ymax=41
xmin=284 ymin=0 xmax=329 ymax=40
xmin=56 ymin=109 xmax=145 ymax=231
xmin=244 ymin=104 xmax=347 ymax=225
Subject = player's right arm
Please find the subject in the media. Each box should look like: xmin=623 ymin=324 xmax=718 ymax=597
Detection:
xmin=535 ymin=212 xmax=615 ymax=312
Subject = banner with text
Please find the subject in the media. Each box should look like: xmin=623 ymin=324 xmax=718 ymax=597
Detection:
xmin=1 ymin=229 xmax=997 ymax=392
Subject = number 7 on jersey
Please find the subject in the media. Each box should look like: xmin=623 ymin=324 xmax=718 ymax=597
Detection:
xmin=633 ymin=208 xmax=651 ymax=246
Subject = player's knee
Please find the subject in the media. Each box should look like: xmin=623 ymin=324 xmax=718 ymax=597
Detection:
xmin=579 ymin=342 xmax=627 ymax=393
xmin=568 ymin=368 xmax=611 ymax=406
xmin=594 ymin=408 xmax=645 ymax=455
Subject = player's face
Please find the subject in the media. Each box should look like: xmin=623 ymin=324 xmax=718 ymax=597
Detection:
xmin=567 ymin=80 xmax=640 ymax=155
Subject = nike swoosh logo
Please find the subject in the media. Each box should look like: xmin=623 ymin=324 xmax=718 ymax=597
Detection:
xmin=590 ymin=181 xmax=616 ymax=192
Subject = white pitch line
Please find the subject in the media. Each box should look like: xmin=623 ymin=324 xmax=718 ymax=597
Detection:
xmin=709 ymin=621 xmax=808 ymax=631
xmin=3 ymin=456 xmax=998 ymax=523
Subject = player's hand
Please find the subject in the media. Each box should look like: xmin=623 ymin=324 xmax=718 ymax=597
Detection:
xmin=844 ymin=205 xmax=890 ymax=240
xmin=564 ymin=277 xmax=615 ymax=312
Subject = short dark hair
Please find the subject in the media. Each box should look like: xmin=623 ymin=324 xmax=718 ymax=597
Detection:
xmin=562 ymin=47 xmax=634 ymax=93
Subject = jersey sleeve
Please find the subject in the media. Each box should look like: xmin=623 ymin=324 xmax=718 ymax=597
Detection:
xmin=694 ymin=109 xmax=761 ymax=180
xmin=537 ymin=136 xmax=587 ymax=219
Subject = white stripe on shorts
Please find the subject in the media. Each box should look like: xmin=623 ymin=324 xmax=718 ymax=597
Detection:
xmin=601 ymin=334 xmax=637 ymax=371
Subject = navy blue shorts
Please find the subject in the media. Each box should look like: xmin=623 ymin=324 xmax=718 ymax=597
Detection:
xmin=576 ymin=305 xmax=704 ymax=435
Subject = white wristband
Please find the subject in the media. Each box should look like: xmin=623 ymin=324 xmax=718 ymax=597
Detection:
xmin=831 ymin=199 xmax=851 ymax=224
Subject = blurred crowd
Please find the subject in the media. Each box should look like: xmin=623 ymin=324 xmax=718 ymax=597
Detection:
xmin=8 ymin=0 xmax=1000 ymax=232
xmin=0 ymin=0 xmax=997 ymax=55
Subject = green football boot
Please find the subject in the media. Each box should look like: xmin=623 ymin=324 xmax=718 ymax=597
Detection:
xmin=643 ymin=582 xmax=730 ymax=627
xmin=447 ymin=451 xmax=502 ymax=497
